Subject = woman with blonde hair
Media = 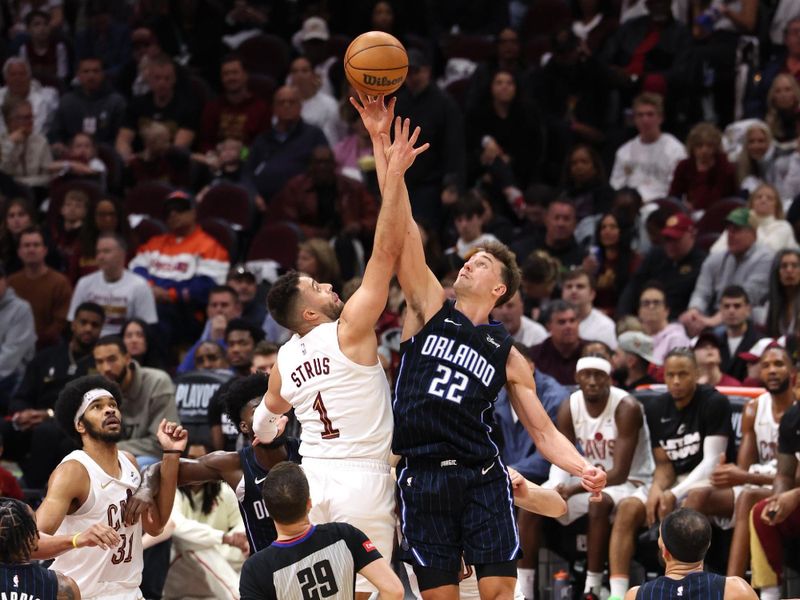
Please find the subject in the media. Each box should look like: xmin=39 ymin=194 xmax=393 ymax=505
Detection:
xmin=764 ymin=73 xmax=800 ymax=152
xmin=296 ymin=237 xmax=342 ymax=292
xmin=711 ymin=183 xmax=798 ymax=253
xmin=668 ymin=122 xmax=737 ymax=211
xmin=735 ymin=121 xmax=779 ymax=193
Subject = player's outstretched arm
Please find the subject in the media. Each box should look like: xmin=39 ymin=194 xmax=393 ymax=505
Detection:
xmin=123 ymin=451 xmax=244 ymax=526
xmin=141 ymin=419 xmax=188 ymax=536
xmin=339 ymin=116 xmax=428 ymax=350
xmin=252 ymin=366 xmax=291 ymax=444
xmin=350 ymin=92 xmax=395 ymax=194
xmin=505 ymin=348 xmax=606 ymax=497
xmin=509 ymin=467 xmax=567 ymax=517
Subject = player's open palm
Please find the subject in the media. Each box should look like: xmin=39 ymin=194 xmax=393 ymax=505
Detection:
xmin=350 ymin=91 xmax=395 ymax=139
xmin=383 ymin=116 xmax=429 ymax=174
xmin=157 ymin=419 xmax=188 ymax=453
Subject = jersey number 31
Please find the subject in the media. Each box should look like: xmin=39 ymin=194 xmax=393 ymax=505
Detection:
xmin=428 ymin=364 xmax=468 ymax=403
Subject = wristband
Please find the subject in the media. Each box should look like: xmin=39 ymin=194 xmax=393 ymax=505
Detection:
xmin=163 ymin=449 xmax=182 ymax=454
xmin=71 ymin=532 xmax=80 ymax=548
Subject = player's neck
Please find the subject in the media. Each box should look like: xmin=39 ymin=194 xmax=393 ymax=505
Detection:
xmin=275 ymin=520 xmax=312 ymax=541
xmin=253 ymin=441 xmax=288 ymax=470
xmin=82 ymin=439 xmax=121 ymax=477
xmin=584 ymin=395 xmax=609 ymax=418
xmin=771 ymin=388 xmax=794 ymax=411
xmin=453 ymin=297 xmax=492 ymax=326
xmin=664 ymin=560 xmax=704 ymax=579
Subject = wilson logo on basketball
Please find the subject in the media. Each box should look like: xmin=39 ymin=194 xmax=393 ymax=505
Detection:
xmin=363 ymin=540 xmax=377 ymax=552
xmin=362 ymin=74 xmax=405 ymax=87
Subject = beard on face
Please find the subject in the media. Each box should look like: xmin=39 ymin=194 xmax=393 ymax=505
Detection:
xmin=83 ymin=417 xmax=123 ymax=443
xmin=766 ymin=376 xmax=790 ymax=394
xmin=324 ymin=301 xmax=344 ymax=321
xmin=612 ymin=366 xmax=629 ymax=386
xmin=110 ymin=364 xmax=128 ymax=385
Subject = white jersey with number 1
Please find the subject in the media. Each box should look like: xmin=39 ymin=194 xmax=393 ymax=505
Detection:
xmin=277 ymin=320 xmax=393 ymax=462
xmin=50 ymin=449 xmax=143 ymax=600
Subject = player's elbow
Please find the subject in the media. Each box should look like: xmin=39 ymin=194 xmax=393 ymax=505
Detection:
xmin=378 ymin=577 xmax=405 ymax=600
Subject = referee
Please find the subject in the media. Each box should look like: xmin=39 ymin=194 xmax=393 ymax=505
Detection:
xmin=0 ymin=497 xmax=81 ymax=600
xmin=239 ymin=461 xmax=403 ymax=600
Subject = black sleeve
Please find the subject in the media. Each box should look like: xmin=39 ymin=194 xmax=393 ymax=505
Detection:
xmin=336 ymin=523 xmax=383 ymax=572
xmin=701 ymin=390 xmax=733 ymax=438
xmin=122 ymin=97 xmax=141 ymax=131
xmin=240 ymin=554 xmax=276 ymax=600
xmin=641 ymin=397 xmax=662 ymax=449
xmin=778 ymin=404 xmax=800 ymax=455
xmin=207 ymin=393 xmax=223 ymax=426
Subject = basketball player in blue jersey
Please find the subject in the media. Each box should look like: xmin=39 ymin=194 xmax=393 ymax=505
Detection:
xmin=349 ymin=95 xmax=607 ymax=600
xmin=0 ymin=497 xmax=80 ymax=600
xmin=625 ymin=509 xmax=755 ymax=600
xmin=124 ymin=374 xmax=300 ymax=554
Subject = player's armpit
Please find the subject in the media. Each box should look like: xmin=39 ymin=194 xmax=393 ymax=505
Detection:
xmin=36 ymin=461 xmax=90 ymax=535
xmin=56 ymin=573 xmax=81 ymax=600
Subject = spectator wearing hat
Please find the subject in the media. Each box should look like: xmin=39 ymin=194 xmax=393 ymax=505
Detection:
xmin=737 ymin=337 xmax=782 ymax=386
xmin=614 ymin=330 xmax=659 ymax=391
xmin=638 ymin=281 xmax=691 ymax=365
xmin=694 ymin=330 xmax=743 ymax=387
xmin=227 ymin=265 xmax=266 ymax=329
xmin=716 ymin=285 xmax=760 ymax=382
xmin=393 ymin=47 xmax=466 ymax=230
xmin=130 ymin=191 xmax=230 ymax=345
xmin=296 ymin=16 xmax=339 ymax=98
xmin=681 ymin=207 xmax=775 ymax=337
xmin=609 ymin=93 xmax=687 ymax=202
xmin=0 ymin=262 xmax=36 ymax=411
xmin=619 ymin=212 xmax=706 ymax=319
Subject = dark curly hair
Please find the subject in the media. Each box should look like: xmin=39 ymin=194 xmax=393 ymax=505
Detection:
xmin=55 ymin=374 xmax=124 ymax=446
xmin=0 ymin=498 xmax=38 ymax=563
xmin=221 ymin=373 xmax=269 ymax=435
xmin=267 ymin=270 xmax=302 ymax=330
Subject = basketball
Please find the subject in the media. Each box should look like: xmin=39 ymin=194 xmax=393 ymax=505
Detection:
xmin=344 ymin=31 xmax=408 ymax=96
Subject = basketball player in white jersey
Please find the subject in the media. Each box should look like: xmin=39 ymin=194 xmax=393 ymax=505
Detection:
xmin=252 ymin=104 xmax=430 ymax=597
xmin=683 ymin=344 xmax=796 ymax=577
xmin=538 ymin=355 xmax=653 ymax=599
xmin=35 ymin=374 xmax=187 ymax=600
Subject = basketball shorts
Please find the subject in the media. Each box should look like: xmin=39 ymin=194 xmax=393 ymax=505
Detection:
xmin=304 ymin=457 xmax=396 ymax=594
xmin=396 ymin=456 xmax=521 ymax=573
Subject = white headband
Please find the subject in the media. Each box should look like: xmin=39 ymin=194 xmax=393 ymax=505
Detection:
xmin=576 ymin=357 xmax=611 ymax=375
xmin=74 ymin=388 xmax=114 ymax=426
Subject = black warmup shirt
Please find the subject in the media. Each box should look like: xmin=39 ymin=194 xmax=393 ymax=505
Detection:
xmin=643 ymin=384 xmax=732 ymax=475
xmin=779 ymin=402 xmax=800 ymax=455
xmin=239 ymin=523 xmax=382 ymax=600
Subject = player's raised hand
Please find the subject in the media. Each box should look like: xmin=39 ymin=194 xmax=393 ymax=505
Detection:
xmin=76 ymin=523 xmax=122 ymax=550
xmin=382 ymin=116 xmax=429 ymax=174
xmin=580 ymin=464 xmax=607 ymax=502
xmin=157 ymin=419 xmax=188 ymax=453
xmin=349 ymin=91 xmax=396 ymax=139
xmin=252 ymin=415 xmax=288 ymax=446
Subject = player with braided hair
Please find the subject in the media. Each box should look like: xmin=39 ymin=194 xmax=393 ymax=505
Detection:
xmin=124 ymin=373 xmax=300 ymax=554
xmin=0 ymin=497 xmax=81 ymax=599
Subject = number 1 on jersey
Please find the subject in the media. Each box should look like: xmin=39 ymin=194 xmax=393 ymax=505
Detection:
xmin=312 ymin=392 xmax=340 ymax=439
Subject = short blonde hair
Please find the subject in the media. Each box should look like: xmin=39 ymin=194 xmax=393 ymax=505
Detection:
xmin=633 ymin=92 xmax=664 ymax=116
xmin=748 ymin=183 xmax=784 ymax=219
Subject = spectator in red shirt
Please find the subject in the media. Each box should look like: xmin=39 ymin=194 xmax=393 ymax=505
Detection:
xmin=198 ymin=54 xmax=270 ymax=152
xmin=0 ymin=433 xmax=24 ymax=500
xmin=669 ymin=122 xmax=737 ymax=212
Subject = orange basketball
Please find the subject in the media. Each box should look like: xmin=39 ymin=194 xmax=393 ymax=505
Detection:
xmin=344 ymin=31 xmax=408 ymax=96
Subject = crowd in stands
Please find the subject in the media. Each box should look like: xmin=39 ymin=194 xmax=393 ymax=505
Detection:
xmin=5 ymin=0 xmax=800 ymax=598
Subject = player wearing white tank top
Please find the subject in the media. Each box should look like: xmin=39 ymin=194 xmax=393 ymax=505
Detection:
xmin=251 ymin=103 xmax=430 ymax=598
xmin=540 ymin=356 xmax=654 ymax=599
xmin=683 ymin=345 xmax=796 ymax=577
xmin=34 ymin=375 xmax=187 ymax=600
